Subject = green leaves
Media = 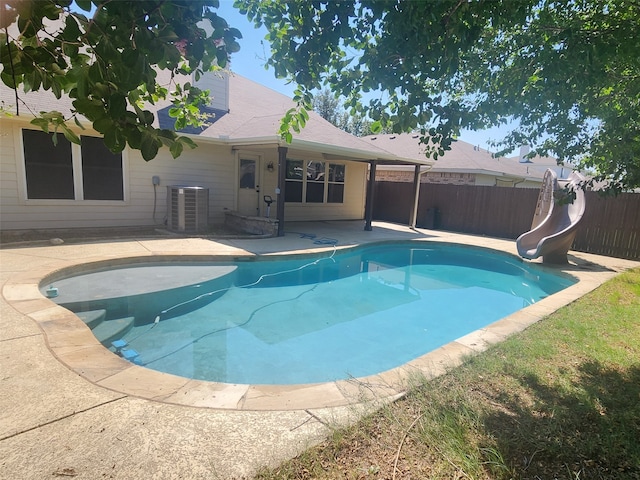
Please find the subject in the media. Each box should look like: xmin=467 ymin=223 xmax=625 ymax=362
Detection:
xmin=30 ymin=110 xmax=81 ymax=145
xmin=312 ymin=88 xmax=378 ymax=136
xmin=74 ymin=0 xmax=92 ymax=12
xmin=2 ymin=1 xmax=243 ymax=161
xmin=369 ymin=121 xmax=382 ymax=135
xmin=239 ymin=0 xmax=640 ymax=191
xmin=140 ymin=128 xmax=161 ymax=160
xmin=104 ymin=126 xmax=127 ymax=153
xmin=169 ymin=136 xmax=197 ymax=159
xmin=278 ymin=86 xmax=313 ymax=142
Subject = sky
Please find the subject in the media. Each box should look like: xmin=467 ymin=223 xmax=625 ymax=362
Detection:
xmin=216 ymin=1 xmax=513 ymax=154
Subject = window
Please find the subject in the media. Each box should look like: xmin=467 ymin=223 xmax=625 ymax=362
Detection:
xmin=239 ymin=158 xmax=256 ymax=189
xmin=285 ymin=159 xmax=345 ymax=204
xmin=23 ymin=130 xmax=74 ymax=199
xmin=285 ymin=159 xmax=303 ymax=202
xmin=327 ymin=164 xmax=345 ymax=203
xmin=22 ymin=129 xmax=124 ymax=201
xmin=305 ymin=161 xmax=325 ymax=203
xmin=81 ymin=137 xmax=124 ymax=200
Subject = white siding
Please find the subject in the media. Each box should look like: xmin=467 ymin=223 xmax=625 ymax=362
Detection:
xmin=259 ymin=149 xmax=280 ymax=205
xmin=475 ymin=174 xmax=498 ymax=187
xmin=1 ymin=119 xmax=372 ymax=231
xmin=0 ymin=120 xmax=19 ymax=213
xmin=0 ymin=119 xmax=236 ymax=231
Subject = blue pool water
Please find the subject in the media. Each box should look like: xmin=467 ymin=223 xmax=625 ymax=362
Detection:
xmin=51 ymin=242 xmax=575 ymax=385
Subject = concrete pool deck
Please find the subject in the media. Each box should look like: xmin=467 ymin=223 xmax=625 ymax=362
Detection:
xmin=1 ymin=221 xmax=638 ymax=479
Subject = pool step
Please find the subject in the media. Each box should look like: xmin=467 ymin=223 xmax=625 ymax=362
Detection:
xmin=76 ymin=309 xmax=107 ymax=329
xmin=92 ymin=316 xmax=135 ymax=345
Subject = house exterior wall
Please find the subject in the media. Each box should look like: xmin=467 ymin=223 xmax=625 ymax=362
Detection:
xmin=374 ymin=169 xmax=417 ymax=183
xmin=474 ymin=173 xmax=499 ymax=186
xmin=375 ymin=168 xmax=540 ymax=188
xmin=283 ymin=153 xmax=368 ymax=222
xmin=425 ymin=171 xmax=476 ymax=186
xmin=261 ymin=149 xmax=280 ymax=204
xmin=479 ymin=174 xmax=542 ymax=188
xmin=374 ymin=169 xmax=476 ymax=185
xmin=1 ymin=120 xmax=371 ymax=231
xmin=0 ymin=119 xmax=236 ymax=231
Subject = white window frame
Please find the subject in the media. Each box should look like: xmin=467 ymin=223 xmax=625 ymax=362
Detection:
xmin=285 ymin=158 xmax=346 ymax=205
xmin=15 ymin=127 xmax=129 ymax=205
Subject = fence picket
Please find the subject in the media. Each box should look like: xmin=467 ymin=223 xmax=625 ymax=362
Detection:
xmin=374 ymin=182 xmax=640 ymax=260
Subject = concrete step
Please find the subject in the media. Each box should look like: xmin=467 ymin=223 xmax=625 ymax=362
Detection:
xmin=76 ymin=309 xmax=107 ymax=329
xmin=92 ymin=317 xmax=135 ymax=345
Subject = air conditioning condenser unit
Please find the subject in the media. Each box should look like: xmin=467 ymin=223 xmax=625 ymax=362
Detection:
xmin=167 ymin=186 xmax=209 ymax=233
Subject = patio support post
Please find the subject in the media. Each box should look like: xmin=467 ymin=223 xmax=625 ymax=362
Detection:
xmin=364 ymin=160 xmax=377 ymax=231
xmin=409 ymin=164 xmax=421 ymax=228
xmin=276 ymin=146 xmax=288 ymax=237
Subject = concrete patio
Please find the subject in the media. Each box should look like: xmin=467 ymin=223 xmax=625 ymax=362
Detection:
xmin=1 ymin=221 xmax=638 ymax=479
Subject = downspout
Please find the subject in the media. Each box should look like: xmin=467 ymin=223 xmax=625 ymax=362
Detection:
xmin=276 ymin=146 xmax=288 ymax=236
xmin=364 ymin=160 xmax=377 ymax=231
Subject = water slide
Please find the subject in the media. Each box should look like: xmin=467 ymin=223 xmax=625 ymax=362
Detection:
xmin=516 ymin=168 xmax=586 ymax=264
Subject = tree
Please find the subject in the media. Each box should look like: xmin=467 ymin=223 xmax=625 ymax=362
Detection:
xmin=312 ymin=88 xmax=341 ymax=126
xmin=312 ymin=88 xmax=377 ymax=137
xmin=0 ymin=0 xmax=241 ymax=160
xmin=235 ymin=0 xmax=640 ymax=192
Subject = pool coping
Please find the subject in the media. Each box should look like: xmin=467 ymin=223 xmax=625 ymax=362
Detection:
xmin=3 ymin=235 xmax=632 ymax=411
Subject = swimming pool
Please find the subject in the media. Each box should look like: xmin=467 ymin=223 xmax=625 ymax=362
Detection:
xmin=48 ymin=242 xmax=575 ymax=385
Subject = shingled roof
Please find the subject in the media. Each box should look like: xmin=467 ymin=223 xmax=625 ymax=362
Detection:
xmin=364 ymin=133 xmax=546 ymax=181
xmin=0 ymin=71 xmax=433 ymax=166
xmin=193 ymin=74 xmax=433 ymax=164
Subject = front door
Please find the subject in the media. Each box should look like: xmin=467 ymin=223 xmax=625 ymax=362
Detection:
xmin=237 ymin=156 xmax=261 ymax=216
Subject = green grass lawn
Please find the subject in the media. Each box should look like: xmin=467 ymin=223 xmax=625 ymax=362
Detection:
xmin=254 ymin=268 xmax=640 ymax=479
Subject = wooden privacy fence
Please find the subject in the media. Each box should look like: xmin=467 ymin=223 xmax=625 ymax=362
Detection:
xmin=575 ymin=193 xmax=640 ymax=259
xmin=373 ymin=182 xmax=640 ymax=260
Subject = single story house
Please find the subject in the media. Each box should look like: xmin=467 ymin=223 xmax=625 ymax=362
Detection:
xmin=365 ymin=133 xmax=571 ymax=188
xmin=0 ymin=72 xmax=433 ymax=235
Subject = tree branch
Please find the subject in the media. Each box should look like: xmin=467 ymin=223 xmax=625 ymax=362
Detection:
xmin=4 ymin=27 xmax=19 ymax=115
